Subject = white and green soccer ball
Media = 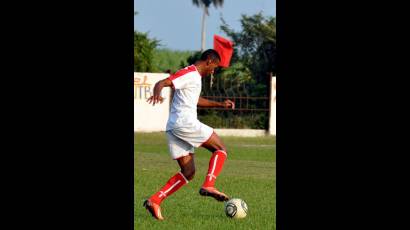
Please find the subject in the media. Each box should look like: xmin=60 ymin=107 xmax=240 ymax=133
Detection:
xmin=224 ymin=198 xmax=248 ymax=219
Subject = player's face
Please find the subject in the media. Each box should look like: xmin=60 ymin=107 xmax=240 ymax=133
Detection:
xmin=206 ymin=60 xmax=220 ymax=76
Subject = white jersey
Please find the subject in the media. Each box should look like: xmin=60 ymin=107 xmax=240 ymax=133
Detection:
xmin=166 ymin=65 xmax=202 ymax=131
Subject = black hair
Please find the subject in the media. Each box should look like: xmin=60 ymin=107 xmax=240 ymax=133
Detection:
xmin=200 ymin=49 xmax=221 ymax=63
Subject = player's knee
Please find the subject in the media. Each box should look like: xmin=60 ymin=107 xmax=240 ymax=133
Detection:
xmin=215 ymin=140 xmax=227 ymax=153
xmin=216 ymin=145 xmax=227 ymax=154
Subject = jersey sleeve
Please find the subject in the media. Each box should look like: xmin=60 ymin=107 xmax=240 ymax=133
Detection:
xmin=168 ymin=67 xmax=196 ymax=89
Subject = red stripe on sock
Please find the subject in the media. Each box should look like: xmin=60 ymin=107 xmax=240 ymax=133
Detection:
xmin=150 ymin=172 xmax=188 ymax=205
xmin=202 ymin=150 xmax=227 ymax=188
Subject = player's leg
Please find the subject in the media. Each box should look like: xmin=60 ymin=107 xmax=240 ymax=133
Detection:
xmin=146 ymin=155 xmax=193 ymax=204
xmin=143 ymin=132 xmax=193 ymax=220
xmin=201 ymin=131 xmax=227 ymax=153
xmin=167 ymin=125 xmax=229 ymax=201
xmin=199 ymin=132 xmax=229 ymax=201
xmin=177 ymin=153 xmax=196 ymax=181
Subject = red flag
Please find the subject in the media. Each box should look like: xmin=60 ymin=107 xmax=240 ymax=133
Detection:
xmin=213 ymin=35 xmax=233 ymax=68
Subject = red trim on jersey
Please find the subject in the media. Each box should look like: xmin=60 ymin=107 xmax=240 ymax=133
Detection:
xmin=168 ymin=65 xmax=197 ymax=81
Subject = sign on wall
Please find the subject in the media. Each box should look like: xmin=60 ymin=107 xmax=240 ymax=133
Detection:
xmin=134 ymin=73 xmax=171 ymax=132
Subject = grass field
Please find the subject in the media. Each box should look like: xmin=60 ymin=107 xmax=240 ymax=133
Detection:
xmin=134 ymin=132 xmax=276 ymax=230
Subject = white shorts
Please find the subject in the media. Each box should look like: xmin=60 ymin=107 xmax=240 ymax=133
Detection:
xmin=166 ymin=122 xmax=214 ymax=160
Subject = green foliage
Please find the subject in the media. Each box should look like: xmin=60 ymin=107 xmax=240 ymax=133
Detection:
xmin=221 ymin=13 xmax=276 ymax=82
xmin=179 ymin=12 xmax=276 ymax=129
xmin=185 ymin=13 xmax=276 ymax=95
xmin=198 ymin=110 xmax=268 ymax=129
xmin=152 ymin=49 xmax=194 ymax=73
xmin=134 ymin=12 xmax=160 ymax=72
xmin=219 ymin=62 xmax=252 ymax=83
xmin=134 ymin=31 xmax=159 ymax=72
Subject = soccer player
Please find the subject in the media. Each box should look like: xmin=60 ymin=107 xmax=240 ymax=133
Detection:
xmin=144 ymin=49 xmax=235 ymax=220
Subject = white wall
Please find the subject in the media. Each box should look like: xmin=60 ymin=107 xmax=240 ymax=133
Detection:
xmin=214 ymin=129 xmax=267 ymax=137
xmin=269 ymin=77 xmax=276 ymax=136
xmin=134 ymin=73 xmax=171 ymax=132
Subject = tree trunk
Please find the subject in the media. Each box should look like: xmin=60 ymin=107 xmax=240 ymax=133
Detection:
xmin=201 ymin=6 xmax=207 ymax=51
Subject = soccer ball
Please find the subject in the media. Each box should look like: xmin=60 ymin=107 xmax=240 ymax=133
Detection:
xmin=224 ymin=198 xmax=248 ymax=219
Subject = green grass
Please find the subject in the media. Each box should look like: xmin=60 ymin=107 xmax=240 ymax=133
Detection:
xmin=135 ymin=132 xmax=276 ymax=229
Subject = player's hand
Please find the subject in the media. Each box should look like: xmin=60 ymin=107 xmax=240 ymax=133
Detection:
xmin=147 ymin=95 xmax=164 ymax=105
xmin=222 ymin=99 xmax=235 ymax=109
xmin=147 ymin=80 xmax=168 ymax=106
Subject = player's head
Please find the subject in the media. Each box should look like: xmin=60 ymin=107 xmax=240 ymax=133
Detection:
xmin=200 ymin=49 xmax=221 ymax=76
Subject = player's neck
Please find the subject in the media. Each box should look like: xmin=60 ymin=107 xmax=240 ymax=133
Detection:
xmin=194 ymin=61 xmax=207 ymax=77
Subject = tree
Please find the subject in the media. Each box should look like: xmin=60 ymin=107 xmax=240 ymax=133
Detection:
xmin=134 ymin=31 xmax=159 ymax=72
xmin=134 ymin=11 xmax=160 ymax=72
xmin=152 ymin=49 xmax=193 ymax=73
xmin=192 ymin=0 xmax=224 ymax=51
xmin=220 ymin=13 xmax=276 ymax=94
xmin=186 ymin=13 xmax=276 ymax=95
xmin=188 ymin=13 xmax=275 ymax=129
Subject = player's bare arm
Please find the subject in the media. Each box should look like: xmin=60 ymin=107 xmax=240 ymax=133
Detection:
xmin=198 ymin=97 xmax=235 ymax=109
xmin=146 ymin=78 xmax=173 ymax=105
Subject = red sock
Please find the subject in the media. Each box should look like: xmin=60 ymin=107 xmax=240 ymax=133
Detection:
xmin=202 ymin=150 xmax=227 ymax=188
xmin=150 ymin=172 xmax=189 ymax=205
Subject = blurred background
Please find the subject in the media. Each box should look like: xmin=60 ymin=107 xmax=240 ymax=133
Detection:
xmin=134 ymin=0 xmax=276 ymax=133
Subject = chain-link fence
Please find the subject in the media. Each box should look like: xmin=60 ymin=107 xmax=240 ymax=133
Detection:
xmin=198 ymin=73 xmax=273 ymax=129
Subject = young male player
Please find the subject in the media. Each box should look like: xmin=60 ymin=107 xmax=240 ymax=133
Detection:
xmin=144 ymin=49 xmax=235 ymax=220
